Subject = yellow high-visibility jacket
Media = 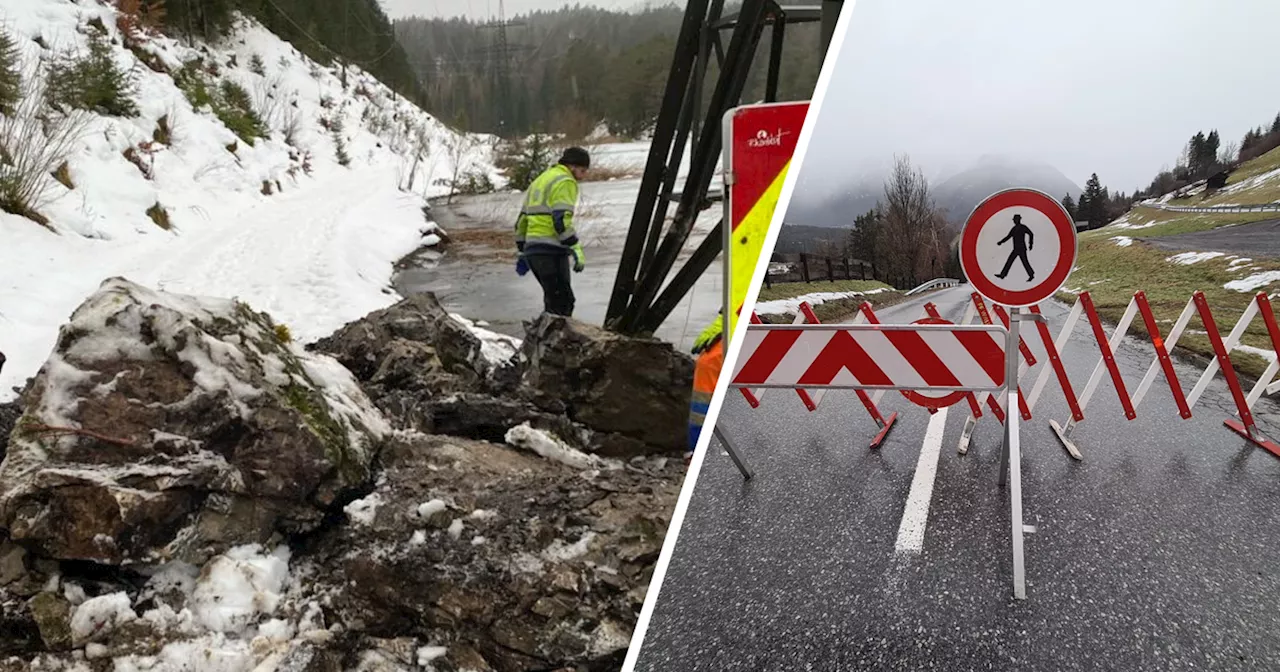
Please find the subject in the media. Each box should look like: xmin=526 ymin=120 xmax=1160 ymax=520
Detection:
xmin=516 ymin=164 xmax=583 ymax=261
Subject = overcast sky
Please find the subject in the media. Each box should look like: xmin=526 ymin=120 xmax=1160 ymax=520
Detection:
xmin=380 ymin=0 xmax=646 ymax=20
xmin=796 ymin=0 xmax=1280 ymax=199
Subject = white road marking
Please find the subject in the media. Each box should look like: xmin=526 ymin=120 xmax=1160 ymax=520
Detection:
xmin=894 ymin=407 xmax=948 ymax=555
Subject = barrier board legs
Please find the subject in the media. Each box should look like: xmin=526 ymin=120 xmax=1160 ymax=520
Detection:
xmin=714 ymin=424 xmax=754 ymax=480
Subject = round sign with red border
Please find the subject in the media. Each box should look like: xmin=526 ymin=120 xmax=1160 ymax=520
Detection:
xmin=960 ymin=188 xmax=1077 ymax=307
xmin=900 ymin=317 xmax=969 ymax=410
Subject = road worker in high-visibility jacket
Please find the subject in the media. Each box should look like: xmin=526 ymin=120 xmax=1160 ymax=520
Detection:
xmin=687 ymin=313 xmax=725 ymax=465
xmin=514 ymin=147 xmax=590 ymax=317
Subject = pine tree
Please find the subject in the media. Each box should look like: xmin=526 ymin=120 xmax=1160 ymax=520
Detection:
xmin=1242 ymin=128 xmax=1258 ymax=153
xmin=1081 ymin=173 xmax=1106 ymax=229
xmin=0 ymin=28 xmax=19 ymax=116
xmin=1272 ymin=112 xmax=1280 ymax=135
xmin=1061 ymin=194 xmax=1076 ymax=219
xmin=1204 ymin=130 xmax=1220 ymax=175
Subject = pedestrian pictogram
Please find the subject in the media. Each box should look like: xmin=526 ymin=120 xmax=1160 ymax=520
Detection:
xmin=995 ymin=214 xmax=1035 ymax=282
xmin=960 ymin=189 xmax=1077 ymax=307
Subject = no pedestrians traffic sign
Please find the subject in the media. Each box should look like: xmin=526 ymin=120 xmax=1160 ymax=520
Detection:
xmin=960 ymin=188 xmax=1077 ymax=307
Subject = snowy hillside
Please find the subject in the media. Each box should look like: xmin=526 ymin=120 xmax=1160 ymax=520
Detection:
xmin=0 ymin=0 xmax=499 ymax=399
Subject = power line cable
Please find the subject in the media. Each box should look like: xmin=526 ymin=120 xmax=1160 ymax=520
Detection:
xmin=259 ymin=0 xmax=401 ymax=66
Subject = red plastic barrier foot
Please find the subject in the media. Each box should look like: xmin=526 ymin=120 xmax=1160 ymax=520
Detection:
xmin=1224 ymin=419 xmax=1280 ymax=460
xmin=870 ymin=412 xmax=898 ymax=450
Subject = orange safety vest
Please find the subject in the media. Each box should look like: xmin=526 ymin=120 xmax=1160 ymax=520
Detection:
xmin=688 ymin=337 xmax=724 ymax=452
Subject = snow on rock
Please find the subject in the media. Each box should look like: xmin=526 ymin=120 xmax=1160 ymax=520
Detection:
xmin=1111 ymin=236 xmax=1134 ymax=247
xmin=754 ymin=288 xmax=890 ymax=316
xmin=505 ymin=423 xmax=620 ymax=471
xmin=0 ymin=0 xmax=499 ymax=398
xmin=450 ymin=313 xmax=521 ymax=368
xmin=1225 ymin=271 xmax=1280 ymax=292
xmin=70 ymin=592 xmax=137 ymax=645
xmin=1166 ymin=251 xmax=1226 ymax=265
xmin=415 ymin=499 xmax=448 ymax=519
xmin=344 ymin=493 xmax=384 ymax=527
xmin=417 ymin=645 xmax=448 ymax=666
xmin=190 ymin=545 xmax=291 ymax=634
xmin=0 ymin=278 xmax=387 ymax=565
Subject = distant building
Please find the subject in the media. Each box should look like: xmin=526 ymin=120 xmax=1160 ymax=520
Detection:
xmin=1074 ymin=220 xmax=1091 ymax=232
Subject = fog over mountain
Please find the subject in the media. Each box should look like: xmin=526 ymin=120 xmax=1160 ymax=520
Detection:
xmin=785 ymin=155 xmax=1081 ymax=229
xmin=789 ymin=0 xmax=1280 ymax=220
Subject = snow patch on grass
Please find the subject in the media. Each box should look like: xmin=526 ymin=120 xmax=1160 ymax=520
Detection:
xmin=1222 ymin=166 xmax=1280 ymax=195
xmin=755 ymin=288 xmax=890 ymax=316
xmin=1225 ymin=271 xmax=1280 ymax=292
xmin=1235 ymin=344 xmax=1278 ymax=363
xmin=1111 ymin=235 xmax=1134 ymax=247
xmin=1167 ymin=251 xmax=1226 ymax=265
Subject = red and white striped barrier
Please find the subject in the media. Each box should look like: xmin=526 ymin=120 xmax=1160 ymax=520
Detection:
xmin=730 ymin=323 xmax=1007 ymax=390
xmin=946 ymin=290 xmax=1280 ymax=459
xmin=737 ymin=303 xmax=900 ymax=449
xmin=728 ymin=309 xmax=1035 ymax=599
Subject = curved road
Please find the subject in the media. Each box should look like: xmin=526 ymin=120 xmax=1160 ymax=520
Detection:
xmin=1140 ymin=218 xmax=1280 ymax=258
xmin=635 ymin=284 xmax=1280 ymax=670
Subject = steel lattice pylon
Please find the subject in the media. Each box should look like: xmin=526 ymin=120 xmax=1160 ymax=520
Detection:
xmin=603 ymin=0 xmax=845 ymax=336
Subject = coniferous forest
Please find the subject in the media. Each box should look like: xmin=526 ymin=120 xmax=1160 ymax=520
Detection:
xmin=161 ymin=0 xmax=425 ymax=106
xmin=394 ymin=4 xmax=828 ymax=138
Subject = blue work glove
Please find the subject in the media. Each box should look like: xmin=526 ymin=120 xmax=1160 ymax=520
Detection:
xmin=516 ymin=257 xmax=530 ymax=276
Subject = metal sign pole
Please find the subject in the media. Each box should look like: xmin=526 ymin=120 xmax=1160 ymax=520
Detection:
xmin=1004 ymin=307 xmax=1027 ymax=600
xmin=722 ymin=107 xmax=735 ymax=353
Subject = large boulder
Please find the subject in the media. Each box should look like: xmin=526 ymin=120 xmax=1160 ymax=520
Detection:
xmin=0 ymin=278 xmax=388 ymax=566
xmin=314 ymin=294 xmax=692 ymax=457
xmin=0 ymin=432 xmax=680 ymax=672
xmin=519 ymin=316 xmax=694 ymax=453
xmin=311 ymin=292 xmax=500 ymax=393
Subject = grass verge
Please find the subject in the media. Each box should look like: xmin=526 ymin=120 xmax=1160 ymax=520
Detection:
xmin=1060 ymin=237 xmax=1280 ymax=381
xmin=757 ymin=279 xmax=892 ymax=301
xmin=755 ymin=280 xmax=905 ymax=324
xmin=1094 ymin=206 xmax=1276 ymax=240
xmin=1166 ymin=146 xmax=1280 ymax=208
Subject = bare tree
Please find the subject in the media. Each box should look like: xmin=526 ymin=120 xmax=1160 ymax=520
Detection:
xmin=1219 ymin=141 xmax=1239 ymax=167
xmin=875 ymin=154 xmax=948 ymax=288
xmin=445 ymin=132 xmax=480 ymax=204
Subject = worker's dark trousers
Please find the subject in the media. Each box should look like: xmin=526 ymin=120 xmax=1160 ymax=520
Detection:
xmin=526 ymin=252 xmax=575 ymax=317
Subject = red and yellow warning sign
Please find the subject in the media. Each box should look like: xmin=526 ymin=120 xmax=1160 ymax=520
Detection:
xmin=723 ymin=101 xmax=809 ymax=344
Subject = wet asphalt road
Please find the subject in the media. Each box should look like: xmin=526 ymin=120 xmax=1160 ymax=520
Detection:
xmin=1141 ymin=218 xmax=1280 ymax=258
xmin=634 ymin=284 xmax=1280 ymax=671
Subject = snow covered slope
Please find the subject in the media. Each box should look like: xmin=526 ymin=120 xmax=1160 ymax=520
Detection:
xmin=0 ymin=0 xmax=499 ymax=399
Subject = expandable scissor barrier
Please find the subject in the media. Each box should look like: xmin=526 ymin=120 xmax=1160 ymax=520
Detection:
xmin=945 ymin=290 xmax=1280 ymax=459
xmin=718 ymin=289 xmax=1280 ymax=600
